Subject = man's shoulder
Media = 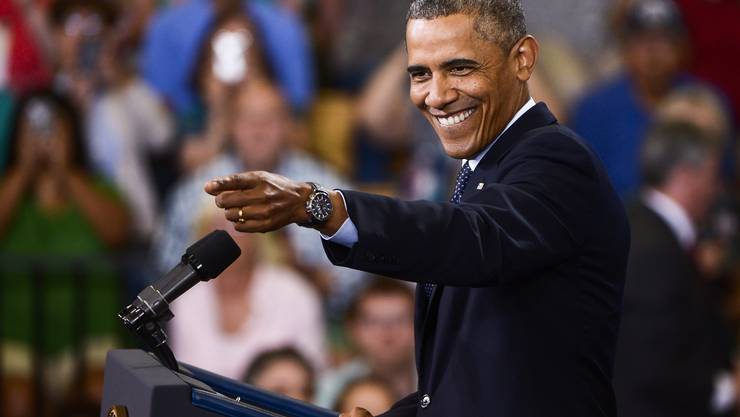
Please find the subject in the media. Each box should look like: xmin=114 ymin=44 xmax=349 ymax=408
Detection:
xmin=503 ymin=123 xmax=600 ymax=175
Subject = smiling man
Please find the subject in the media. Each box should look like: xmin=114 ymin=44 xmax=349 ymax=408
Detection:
xmin=204 ymin=1 xmax=630 ymax=416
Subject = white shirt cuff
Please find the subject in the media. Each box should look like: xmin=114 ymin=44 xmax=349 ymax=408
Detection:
xmin=319 ymin=191 xmax=359 ymax=248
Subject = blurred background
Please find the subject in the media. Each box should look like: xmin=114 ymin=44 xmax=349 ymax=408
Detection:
xmin=0 ymin=0 xmax=739 ymax=416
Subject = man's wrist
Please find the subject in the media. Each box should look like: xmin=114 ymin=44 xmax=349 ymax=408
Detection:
xmin=294 ymin=181 xmax=314 ymax=225
xmin=294 ymin=183 xmax=348 ymax=235
xmin=315 ymin=190 xmax=348 ymax=236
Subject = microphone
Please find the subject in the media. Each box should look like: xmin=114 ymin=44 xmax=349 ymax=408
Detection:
xmin=119 ymin=229 xmax=241 ymax=341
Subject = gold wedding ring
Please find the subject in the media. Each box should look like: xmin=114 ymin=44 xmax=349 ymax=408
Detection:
xmin=237 ymin=208 xmax=245 ymax=223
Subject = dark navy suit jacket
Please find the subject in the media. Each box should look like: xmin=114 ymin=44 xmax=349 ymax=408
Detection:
xmin=323 ymin=103 xmax=630 ymax=417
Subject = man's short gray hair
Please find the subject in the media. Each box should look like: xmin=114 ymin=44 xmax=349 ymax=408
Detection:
xmin=407 ymin=0 xmax=527 ymax=51
xmin=641 ymin=122 xmax=720 ymax=188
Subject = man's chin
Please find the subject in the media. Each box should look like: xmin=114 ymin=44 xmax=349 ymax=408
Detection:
xmin=439 ymin=139 xmax=478 ymax=160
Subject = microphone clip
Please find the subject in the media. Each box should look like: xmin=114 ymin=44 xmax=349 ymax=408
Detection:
xmin=118 ymin=290 xmax=178 ymax=371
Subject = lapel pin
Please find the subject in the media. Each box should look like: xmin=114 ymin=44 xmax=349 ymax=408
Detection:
xmin=477 ymin=183 xmax=485 ymax=190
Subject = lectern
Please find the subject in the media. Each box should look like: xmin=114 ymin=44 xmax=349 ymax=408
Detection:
xmin=101 ymin=232 xmax=339 ymax=417
xmin=100 ymin=349 xmax=339 ymax=417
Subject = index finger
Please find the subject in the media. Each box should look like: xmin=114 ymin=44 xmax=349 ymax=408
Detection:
xmin=204 ymin=172 xmax=261 ymax=195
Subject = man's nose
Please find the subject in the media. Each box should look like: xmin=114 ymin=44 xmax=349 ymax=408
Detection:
xmin=425 ymin=75 xmax=457 ymax=110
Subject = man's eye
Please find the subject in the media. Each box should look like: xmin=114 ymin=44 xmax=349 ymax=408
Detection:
xmin=450 ymin=67 xmax=472 ymax=75
xmin=410 ymin=72 xmax=431 ymax=82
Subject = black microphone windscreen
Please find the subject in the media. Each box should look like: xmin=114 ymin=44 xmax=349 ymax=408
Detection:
xmin=184 ymin=230 xmax=241 ymax=280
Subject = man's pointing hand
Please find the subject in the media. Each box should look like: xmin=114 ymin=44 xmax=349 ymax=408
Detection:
xmin=205 ymin=171 xmax=348 ymax=235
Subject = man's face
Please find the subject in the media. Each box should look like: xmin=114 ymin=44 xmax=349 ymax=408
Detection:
xmin=56 ymin=9 xmax=106 ymax=72
xmin=251 ymin=359 xmax=312 ymax=402
xmin=232 ymin=83 xmax=290 ymax=171
xmin=623 ymin=33 xmax=684 ymax=94
xmin=406 ymin=14 xmax=525 ymax=159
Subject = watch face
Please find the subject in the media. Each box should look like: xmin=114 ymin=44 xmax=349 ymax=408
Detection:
xmin=310 ymin=192 xmax=333 ymax=222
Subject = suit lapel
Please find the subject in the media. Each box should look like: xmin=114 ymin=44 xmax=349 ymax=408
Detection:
xmin=460 ymin=102 xmax=558 ymax=202
xmin=415 ymin=282 xmax=443 ymax=374
xmin=414 ymin=285 xmax=426 ymax=370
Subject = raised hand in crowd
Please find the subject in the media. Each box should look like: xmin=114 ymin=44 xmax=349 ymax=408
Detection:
xmin=181 ymin=11 xmax=267 ymax=173
xmin=0 ymin=92 xmax=129 ymax=246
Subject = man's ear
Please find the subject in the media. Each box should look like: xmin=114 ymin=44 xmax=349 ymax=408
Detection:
xmin=510 ymin=35 xmax=538 ymax=82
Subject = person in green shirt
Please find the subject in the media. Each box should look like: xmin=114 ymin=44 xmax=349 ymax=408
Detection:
xmin=0 ymin=89 xmax=130 ymax=411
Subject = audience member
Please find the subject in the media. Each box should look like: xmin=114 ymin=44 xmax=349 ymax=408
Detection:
xmin=657 ymin=85 xmax=733 ymax=145
xmin=656 ymin=85 xmax=739 ymax=281
xmin=140 ymin=0 xmax=314 ymax=115
xmin=316 ymin=278 xmax=415 ymax=409
xmin=243 ymin=347 xmax=316 ymax=402
xmin=333 ymin=376 xmax=397 ymax=416
xmin=153 ymin=78 xmax=360 ymax=312
xmin=614 ymin=121 xmax=735 ymax=417
xmin=87 ymin=7 xmax=175 ymax=242
xmin=47 ymin=0 xmax=118 ymax=110
xmin=0 ymin=89 xmax=129 ymax=248
xmin=0 ymin=90 xmax=129 ymax=411
xmin=170 ymin=210 xmax=326 ymax=379
xmin=572 ymin=0 xmax=691 ymax=197
xmin=0 ymin=0 xmax=51 ymax=92
xmin=178 ymin=9 xmax=268 ymax=173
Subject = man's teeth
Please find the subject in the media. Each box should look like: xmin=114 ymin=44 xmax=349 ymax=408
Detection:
xmin=437 ymin=109 xmax=474 ymax=127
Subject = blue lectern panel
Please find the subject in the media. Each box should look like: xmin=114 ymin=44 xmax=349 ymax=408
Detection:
xmin=185 ymin=364 xmax=339 ymax=417
xmin=191 ymin=388 xmax=282 ymax=417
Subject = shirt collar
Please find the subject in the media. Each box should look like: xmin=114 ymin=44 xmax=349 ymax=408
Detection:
xmin=643 ymin=188 xmax=697 ymax=250
xmin=464 ymin=98 xmax=536 ymax=172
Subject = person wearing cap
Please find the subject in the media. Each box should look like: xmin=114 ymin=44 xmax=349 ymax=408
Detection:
xmin=572 ymin=0 xmax=692 ymax=198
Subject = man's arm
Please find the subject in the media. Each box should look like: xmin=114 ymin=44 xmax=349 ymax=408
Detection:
xmin=203 ymin=172 xmax=350 ymax=236
xmin=322 ymin=134 xmax=599 ymax=286
xmin=205 ymin=133 xmax=600 ymax=286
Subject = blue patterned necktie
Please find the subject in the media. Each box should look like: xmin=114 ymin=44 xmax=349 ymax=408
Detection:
xmin=422 ymin=161 xmax=473 ymax=300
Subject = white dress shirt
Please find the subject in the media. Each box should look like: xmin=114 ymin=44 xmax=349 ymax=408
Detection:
xmin=323 ymin=98 xmax=537 ymax=248
xmin=642 ymin=188 xmax=696 ymax=251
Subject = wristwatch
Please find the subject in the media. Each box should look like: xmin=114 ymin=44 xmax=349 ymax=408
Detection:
xmin=305 ymin=182 xmax=333 ymax=225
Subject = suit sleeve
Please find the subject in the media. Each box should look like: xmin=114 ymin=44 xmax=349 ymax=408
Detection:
xmin=322 ymin=133 xmax=600 ymax=286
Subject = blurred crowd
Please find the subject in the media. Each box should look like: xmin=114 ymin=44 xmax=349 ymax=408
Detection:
xmin=0 ymin=0 xmax=739 ymax=416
